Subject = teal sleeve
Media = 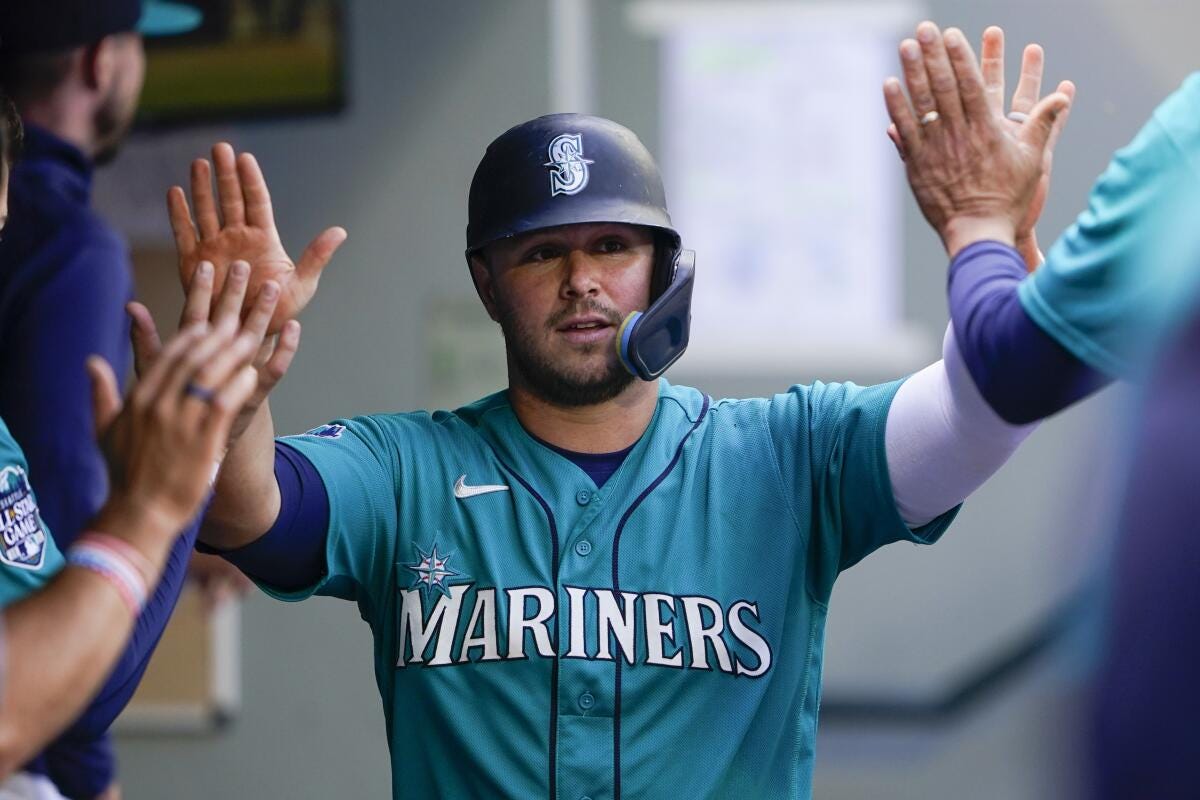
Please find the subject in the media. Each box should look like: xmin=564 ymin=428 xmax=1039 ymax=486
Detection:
xmin=1021 ymin=72 xmax=1200 ymax=377
xmin=258 ymin=419 xmax=400 ymax=623
xmin=766 ymin=380 xmax=959 ymax=603
xmin=0 ymin=419 xmax=65 ymax=608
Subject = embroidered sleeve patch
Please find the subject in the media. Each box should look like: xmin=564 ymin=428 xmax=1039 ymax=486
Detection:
xmin=0 ymin=466 xmax=48 ymax=571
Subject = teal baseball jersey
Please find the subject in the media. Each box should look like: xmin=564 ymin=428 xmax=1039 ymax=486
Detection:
xmin=273 ymin=379 xmax=957 ymax=799
xmin=0 ymin=416 xmax=64 ymax=608
xmin=1020 ymin=72 xmax=1200 ymax=378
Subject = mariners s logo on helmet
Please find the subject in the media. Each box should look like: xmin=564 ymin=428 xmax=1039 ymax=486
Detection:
xmin=544 ymin=133 xmax=594 ymax=197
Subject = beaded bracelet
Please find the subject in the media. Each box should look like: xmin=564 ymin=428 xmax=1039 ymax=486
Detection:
xmin=66 ymin=536 xmax=151 ymax=617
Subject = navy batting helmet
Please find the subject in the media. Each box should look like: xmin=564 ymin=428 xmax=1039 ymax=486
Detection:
xmin=465 ymin=113 xmax=695 ymax=380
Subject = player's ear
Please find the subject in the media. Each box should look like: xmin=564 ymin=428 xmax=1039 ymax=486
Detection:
xmin=82 ymin=39 xmax=113 ymax=93
xmin=468 ymin=253 xmax=500 ymax=323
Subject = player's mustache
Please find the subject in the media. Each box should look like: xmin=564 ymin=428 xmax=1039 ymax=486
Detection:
xmin=545 ymin=300 xmax=623 ymax=330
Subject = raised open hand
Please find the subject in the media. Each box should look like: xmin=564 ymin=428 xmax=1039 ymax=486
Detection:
xmin=167 ymin=142 xmax=347 ymax=333
xmin=883 ymin=22 xmax=1071 ymax=258
xmin=87 ymin=271 xmax=272 ymax=536
xmin=126 ymin=259 xmax=299 ymax=445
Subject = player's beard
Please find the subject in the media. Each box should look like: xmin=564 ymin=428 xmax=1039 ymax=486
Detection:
xmin=496 ymin=297 xmax=634 ymax=408
xmin=92 ymin=87 xmax=137 ymax=167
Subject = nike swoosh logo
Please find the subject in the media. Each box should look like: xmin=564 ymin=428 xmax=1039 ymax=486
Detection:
xmin=454 ymin=474 xmax=510 ymax=499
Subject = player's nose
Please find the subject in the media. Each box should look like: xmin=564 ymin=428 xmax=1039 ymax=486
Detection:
xmin=560 ymin=249 xmax=601 ymax=298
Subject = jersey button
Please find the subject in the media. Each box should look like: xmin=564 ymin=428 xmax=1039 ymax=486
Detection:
xmin=574 ymin=540 xmax=592 ymax=557
xmin=578 ymin=692 xmax=595 ymax=710
xmin=576 ymin=489 xmax=591 ymax=505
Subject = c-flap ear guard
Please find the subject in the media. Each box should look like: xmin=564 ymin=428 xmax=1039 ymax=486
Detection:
xmin=617 ymin=249 xmax=695 ymax=381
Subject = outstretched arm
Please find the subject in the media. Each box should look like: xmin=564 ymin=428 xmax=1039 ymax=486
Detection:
xmin=885 ymin=325 xmax=1035 ymax=527
xmin=153 ymin=144 xmax=346 ymax=549
xmin=886 ymin=25 xmax=1121 ymax=424
xmin=875 ymin=22 xmax=1074 ymax=520
xmin=0 ymin=288 xmax=270 ymax=776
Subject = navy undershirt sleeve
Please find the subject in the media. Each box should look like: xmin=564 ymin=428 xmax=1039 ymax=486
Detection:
xmin=198 ymin=441 xmax=329 ymax=592
xmin=948 ymin=241 xmax=1111 ymax=424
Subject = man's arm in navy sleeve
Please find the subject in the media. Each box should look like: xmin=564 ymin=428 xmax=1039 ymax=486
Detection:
xmin=2 ymin=232 xmax=132 ymax=547
xmin=198 ymin=441 xmax=329 ymax=592
xmin=948 ymin=240 xmax=1111 ymax=424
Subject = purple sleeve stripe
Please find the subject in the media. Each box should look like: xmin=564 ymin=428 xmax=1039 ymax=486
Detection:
xmin=948 ymin=241 xmax=1110 ymax=424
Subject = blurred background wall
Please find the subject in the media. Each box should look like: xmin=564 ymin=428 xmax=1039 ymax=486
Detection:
xmin=93 ymin=1 xmax=1197 ymax=797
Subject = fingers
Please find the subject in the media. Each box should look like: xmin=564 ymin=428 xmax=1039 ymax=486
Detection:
xmin=295 ymin=226 xmax=348 ymax=283
xmin=86 ymin=356 xmax=122 ymax=440
xmin=980 ymin=26 xmax=1005 ymax=117
xmin=1045 ymin=80 xmax=1076 ymax=155
xmin=883 ymin=78 xmax=921 ymax=159
xmin=159 ymin=325 xmax=242 ymax=422
xmin=126 ymin=302 xmax=163 ymax=379
xmin=213 ymin=143 xmax=246 ymax=228
xmin=211 ymin=261 xmax=251 ymax=328
xmin=204 ymin=365 xmax=259 ymax=444
xmin=237 ymin=281 xmax=281 ymax=350
xmin=131 ymin=324 xmax=206 ymax=408
xmin=257 ymin=320 xmax=301 ymax=400
xmin=191 ymin=159 xmax=220 ymax=240
xmin=943 ymin=27 xmax=990 ymax=120
xmin=1020 ymin=90 xmax=1073 ymax=154
xmin=916 ymin=21 xmax=965 ymax=127
xmin=886 ymin=123 xmax=907 ymax=160
xmin=898 ymin=38 xmax=937 ymax=120
xmin=237 ymin=152 xmax=276 ymax=230
xmin=167 ymin=186 xmax=198 ymax=260
xmin=178 ymin=327 xmax=261 ymax=431
xmin=1010 ymin=44 xmax=1045 ymax=115
xmin=179 ymin=261 xmax=214 ymax=329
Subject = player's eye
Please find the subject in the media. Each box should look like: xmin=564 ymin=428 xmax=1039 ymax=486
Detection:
xmin=596 ymin=238 xmax=626 ymax=255
xmin=523 ymin=245 xmax=561 ymax=263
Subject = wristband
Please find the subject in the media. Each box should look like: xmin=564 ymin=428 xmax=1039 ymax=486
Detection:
xmin=66 ymin=539 xmax=151 ymax=617
xmin=74 ymin=532 xmax=155 ymax=583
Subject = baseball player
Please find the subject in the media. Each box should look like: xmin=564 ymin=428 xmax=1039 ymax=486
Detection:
xmin=143 ymin=25 xmax=1069 ymax=798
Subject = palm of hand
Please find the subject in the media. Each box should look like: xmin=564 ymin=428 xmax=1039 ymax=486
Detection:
xmin=181 ymin=227 xmax=308 ymax=333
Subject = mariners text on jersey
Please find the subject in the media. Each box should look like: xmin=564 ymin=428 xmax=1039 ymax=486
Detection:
xmin=397 ymin=579 xmax=772 ymax=676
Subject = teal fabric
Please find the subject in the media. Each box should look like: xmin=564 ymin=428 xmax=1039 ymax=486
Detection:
xmin=273 ymin=379 xmax=958 ymax=800
xmin=0 ymin=417 xmax=64 ymax=608
xmin=1020 ymin=72 xmax=1200 ymax=378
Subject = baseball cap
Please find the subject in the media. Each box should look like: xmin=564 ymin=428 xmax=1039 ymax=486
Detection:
xmin=0 ymin=0 xmax=202 ymax=56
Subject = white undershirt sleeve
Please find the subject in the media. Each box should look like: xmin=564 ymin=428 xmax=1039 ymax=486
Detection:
xmin=885 ymin=324 xmax=1038 ymax=527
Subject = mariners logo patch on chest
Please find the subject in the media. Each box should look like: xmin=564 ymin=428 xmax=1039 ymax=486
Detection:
xmin=0 ymin=467 xmax=47 ymax=570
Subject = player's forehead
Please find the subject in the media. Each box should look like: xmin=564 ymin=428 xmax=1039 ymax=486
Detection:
xmin=492 ymin=222 xmax=652 ymax=253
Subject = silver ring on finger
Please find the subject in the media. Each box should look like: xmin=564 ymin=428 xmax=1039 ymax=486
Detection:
xmin=919 ymin=110 xmax=941 ymax=126
xmin=184 ymin=381 xmax=216 ymax=402
xmin=1007 ymin=111 xmax=1030 ymax=123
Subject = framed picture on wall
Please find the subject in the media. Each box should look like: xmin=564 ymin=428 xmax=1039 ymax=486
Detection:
xmin=139 ymin=0 xmax=346 ymax=127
